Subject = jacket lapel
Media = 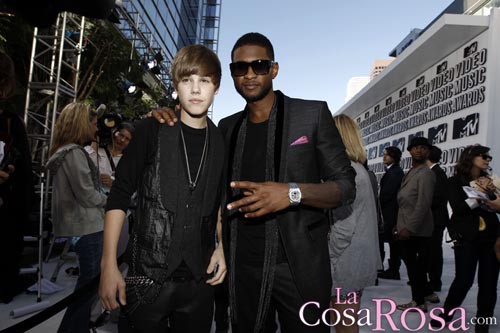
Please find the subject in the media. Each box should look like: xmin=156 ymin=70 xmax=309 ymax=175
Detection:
xmin=201 ymin=118 xmax=224 ymax=215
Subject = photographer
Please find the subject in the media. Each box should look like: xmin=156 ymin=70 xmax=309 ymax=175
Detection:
xmin=85 ymin=121 xmax=135 ymax=194
xmin=0 ymin=52 xmax=34 ymax=303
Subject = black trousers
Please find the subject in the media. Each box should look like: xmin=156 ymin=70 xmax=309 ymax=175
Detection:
xmin=233 ymin=262 xmax=329 ymax=333
xmin=118 ymin=279 xmax=214 ymax=333
xmin=443 ymin=239 xmax=499 ymax=320
xmin=399 ymin=236 xmax=433 ymax=305
xmin=214 ymin=279 xmax=229 ymax=331
xmin=0 ymin=202 xmax=24 ymax=302
xmin=428 ymin=224 xmax=446 ymax=291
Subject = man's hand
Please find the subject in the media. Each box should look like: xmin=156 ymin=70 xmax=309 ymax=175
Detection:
xmin=226 ymin=181 xmax=290 ymax=218
xmin=495 ymin=237 xmax=500 ymax=262
xmin=99 ymin=265 xmax=126 ymax=310
xmin=206 ymin=245 xmax=227 ymax=285
xmin=0 ymin=164 xmax=14 ymax=185
xmin=101 ymin=174 xmax=113 ymax=188
xmin=397 ymin=228 xmax=411 ymax=241
xmin=151 ymin=106 xmax=179 ymax=126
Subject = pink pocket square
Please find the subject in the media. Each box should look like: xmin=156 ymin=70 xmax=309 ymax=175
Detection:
xmin=291 ymin=136 xmax=309 ymax=146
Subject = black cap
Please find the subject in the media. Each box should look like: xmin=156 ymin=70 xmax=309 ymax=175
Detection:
xmin=407 ymin=137 xmax=432 ymax=151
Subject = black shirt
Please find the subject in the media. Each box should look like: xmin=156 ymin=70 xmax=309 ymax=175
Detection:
xmin=236 ymin=120 xmax=287 ymax=264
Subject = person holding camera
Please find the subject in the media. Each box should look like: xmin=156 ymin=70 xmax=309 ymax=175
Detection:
xmin=0 ymin=52 xmax=34 ymax=303
xmin=431 ymin=145 xmax=499 ymax=333
xmin=46 ymin=102 xmax=107 ymax=333
xmin=85 ymin=121 xmax=135 ymax=194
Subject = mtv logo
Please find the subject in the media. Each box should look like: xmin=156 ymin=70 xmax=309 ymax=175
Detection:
xmin=416 ymin=76 xmax=425 ymax=87
xmin=408 ymin=131 xmax=424 ymax=144
xmin=392 ymin=138 xmax=405 ymax=152
xmin=399 ymin=88 xmax=407 ymax=97
xmin=374 ymin=105 xmax=380 ymax=113
xmin=368 ymin=146 xmax=378 ymax=160
xmin=437 ymin=61 xmax=448 ymax=75
xmin=365 ymin=112 xmax=370 ymax=119
xmin=453 ymin=113 xmax=480 ymax=139
xmin=428 ymin=124 xmax=448 ymax=144
xmin=356 ymin=117 xmax=361 ymax=124
xmin=378 ymin=142 xmax=390 ymax=157
xmin=386 ymin=97 xmax=392 ymax=106
xmin=464 ymin=42 xmax=478 ymax=58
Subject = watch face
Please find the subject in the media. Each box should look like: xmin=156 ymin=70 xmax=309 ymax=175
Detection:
xmin=290 ymin=189 xmax=301 ymax=202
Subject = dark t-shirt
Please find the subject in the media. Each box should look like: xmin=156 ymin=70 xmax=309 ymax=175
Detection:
xmin=236 ymin=120 xmax=286 ymax=264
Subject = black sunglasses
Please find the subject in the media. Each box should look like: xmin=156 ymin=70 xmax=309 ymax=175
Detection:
xmin=481 ymin=154 xmax=493 ymax=161
xmin=229 ymin=59 xmax=275 ymax=77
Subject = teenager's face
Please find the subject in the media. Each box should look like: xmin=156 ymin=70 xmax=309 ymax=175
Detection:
xmin=176 ymin=74 xmax=218 ymax=118
xmin=231 ymin=45 xmax=277 ymax=103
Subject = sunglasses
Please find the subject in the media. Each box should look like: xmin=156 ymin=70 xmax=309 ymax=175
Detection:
xmin=229 ymin=59 xmax=275 ymax=77
xmin=480 ymin=154 xmax=493 ymax=161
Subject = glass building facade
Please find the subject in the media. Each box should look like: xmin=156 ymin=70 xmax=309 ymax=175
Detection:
xmin=116 ymin=0 xmax=222 ymax=87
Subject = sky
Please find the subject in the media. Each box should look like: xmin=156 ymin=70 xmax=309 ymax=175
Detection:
xmin=211 ymin=0 xmax=454 ymax=123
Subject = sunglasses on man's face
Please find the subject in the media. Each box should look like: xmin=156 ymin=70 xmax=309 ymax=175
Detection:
xmin=229 ymin=59 xmax=274 ymax=77
xmin=481 ymin=154 xmax=493 ymax=161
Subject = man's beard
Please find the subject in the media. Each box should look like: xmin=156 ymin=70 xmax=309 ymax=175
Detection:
xmin=235 ymin=81 xmax=273 ymax=103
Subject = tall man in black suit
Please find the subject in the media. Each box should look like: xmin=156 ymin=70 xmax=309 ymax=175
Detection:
xmin=220 ymin=33 xmax=355 ymax=333
xmin=152 ymin=32 xmax=356 ymax=333
xmin=378 ymin=146 xmax=404 ymax=280
xmin=426 ymin=145 xmax=449 ymax=292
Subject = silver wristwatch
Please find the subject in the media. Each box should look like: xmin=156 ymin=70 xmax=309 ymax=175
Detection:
xmin=288 ymin=182 xmax=302 ymax=206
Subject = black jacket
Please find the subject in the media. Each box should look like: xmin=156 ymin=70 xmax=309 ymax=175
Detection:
xmin=379 ymin=164 xmax=404 ymax=240
xmin=447 ymin=175 xmax=498 ymax=242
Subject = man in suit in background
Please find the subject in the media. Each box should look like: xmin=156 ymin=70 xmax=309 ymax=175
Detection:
xmin=426 ymin=145 xmax=449 ymax=293
xmin=395 ymin=137 xmax=436 ymax=312
xmin=378 ymin=146 xmax=404 ymax=280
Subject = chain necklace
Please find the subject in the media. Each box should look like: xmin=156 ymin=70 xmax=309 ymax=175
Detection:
xmin=179 ymin=124 xmax=209 ymax=191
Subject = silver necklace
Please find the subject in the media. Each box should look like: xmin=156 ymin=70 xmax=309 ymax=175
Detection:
xmin=179 ymin=124 xmax=209 ymax=191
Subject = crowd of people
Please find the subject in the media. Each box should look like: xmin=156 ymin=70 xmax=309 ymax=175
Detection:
xmin=1 ymin=31 xmax=500 ymax=333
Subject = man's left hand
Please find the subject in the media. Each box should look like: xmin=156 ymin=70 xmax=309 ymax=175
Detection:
xmin=206 ymin=245 xmax=227 ymax=285
xmin=227 ymin=181 xmax=290 ymax=218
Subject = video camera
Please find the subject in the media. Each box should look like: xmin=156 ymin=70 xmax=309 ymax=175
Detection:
xmin=97 ymin=113 xmax=121 ymax=148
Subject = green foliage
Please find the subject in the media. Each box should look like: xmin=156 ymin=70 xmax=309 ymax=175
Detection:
xmin=0 ymin=15 xmax=34 ymax=116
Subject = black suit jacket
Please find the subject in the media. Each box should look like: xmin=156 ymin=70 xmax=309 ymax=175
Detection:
xmin=431 ymin=164 xmax=449 ymax=228
xmin=379 ymin=164 xmax=404 ymax=240
xmin=218 ymin=91 xmax=355 ymax=306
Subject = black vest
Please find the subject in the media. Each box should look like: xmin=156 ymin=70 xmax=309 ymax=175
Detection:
xmin=126 ymin=121 xmax=224 ymax=283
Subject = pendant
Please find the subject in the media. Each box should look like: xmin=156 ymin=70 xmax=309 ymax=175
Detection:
xmin=189 ymin=182 xmax=196 ymax=191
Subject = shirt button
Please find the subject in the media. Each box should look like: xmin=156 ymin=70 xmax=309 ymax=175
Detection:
xmin=186 ymin=204 xmax=189 ymax=208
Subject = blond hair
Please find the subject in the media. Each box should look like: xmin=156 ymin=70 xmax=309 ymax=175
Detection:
xmin=333 ymin=114 xmax=367 ymax=164
xmin=50 ymin=102 xmax=96 ymax=156
xmin=171 ymin=44 xmax=222 ymax=89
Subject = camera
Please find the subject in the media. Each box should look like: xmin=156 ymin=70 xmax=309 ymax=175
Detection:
xmin=97 ymin=113 xmax=122 ymax=147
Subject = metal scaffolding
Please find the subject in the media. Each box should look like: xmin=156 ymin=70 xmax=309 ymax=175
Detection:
xmin=116 ymin=0 xmax=172 ymax=90
xmin=23 ymin=0 xmax=223 ymax=180
xmin=23 ymin=12 xmax=86 ymax=191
